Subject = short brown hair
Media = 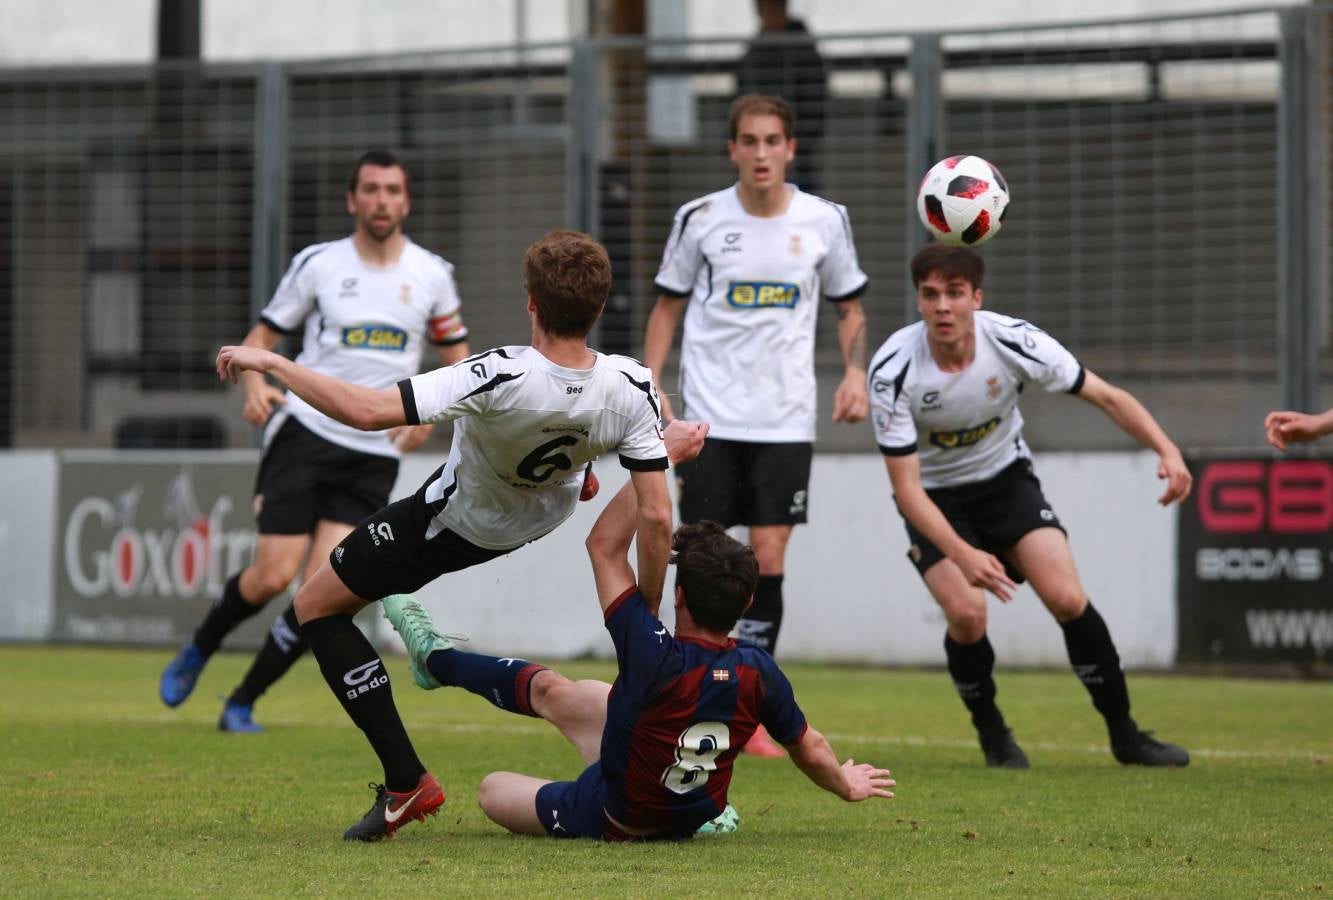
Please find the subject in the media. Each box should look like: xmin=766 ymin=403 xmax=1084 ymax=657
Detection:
xmin=347 ymin=149 xmax=409 ymax=193
xmin=522 ymin=231 xmax=611 ymax=338
xmin=910 ymin=243 xmax=986 ymax=290
xmin=671 ymin=521 xmax=759 ymax=633
xmin=728 ymin=94 xmax=794 ymax=141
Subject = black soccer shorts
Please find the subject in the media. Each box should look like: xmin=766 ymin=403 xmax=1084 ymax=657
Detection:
xmin=899 ymin=457 xmax=1066 ymax=584
xmin=253 ymin=417 xmax=399 ymax=535
xmin=675 ymin=438 xmax=813 ymax=527
xmin=329 ymin=487 xmax=516 ymax=601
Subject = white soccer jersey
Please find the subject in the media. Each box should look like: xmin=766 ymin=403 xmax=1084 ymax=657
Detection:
xmin=259 ymin=236 xmax=468 ymax=458
xmin=654 ymin=184 xmax=868 ymax=443
xmin=868 ymin=311 xmax=1085 ymax=489
xmin=399 ymin=346 xmax=668 ymax=550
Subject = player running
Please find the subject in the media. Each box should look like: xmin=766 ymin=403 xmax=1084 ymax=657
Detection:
xmin=382 ymin=420 xmax=895 ymax=841
xmin=644 ymin=94 xmax=870 ymax=755
xmin=869 ymin=243 xmax=1191 ymax=769
xmin=215 ymin=231 xmax=675 ymax=841
xmin=159 ymin=150 xmax=470 ymax=731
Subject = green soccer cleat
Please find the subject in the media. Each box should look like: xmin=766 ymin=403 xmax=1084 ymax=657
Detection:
xmin=382 ymin=594 xmax=460 ymax=690
xmin=696 ymin=804 xmax=740 ymax=836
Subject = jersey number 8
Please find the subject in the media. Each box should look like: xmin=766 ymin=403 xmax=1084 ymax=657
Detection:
xmin=660 ymin=721 xmax=731 ymax=794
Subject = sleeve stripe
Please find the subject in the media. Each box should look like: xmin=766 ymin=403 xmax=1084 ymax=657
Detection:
xmin=653 ymin=280 xmax=692 ymax=299
xmin=397 ymin=379 xmax=420 ymax=425
xmin=429 ymin=332 xmax=470 ymax=347
xmin=620 ymin=454 xmax=670 ymax=472
xmin=259 ymin=315 xmax=298 ymax=335
xmin=825 ymin=278 xmax=869 ymax=302
xmin=1066 ymin=365 xmax=1086 ymax=395
xmin=879 ymin=443 xmax=917 ymax=457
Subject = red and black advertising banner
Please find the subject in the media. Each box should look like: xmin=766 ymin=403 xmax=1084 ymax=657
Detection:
xmin=1177 ymin=456 xmax=1333 ymax=664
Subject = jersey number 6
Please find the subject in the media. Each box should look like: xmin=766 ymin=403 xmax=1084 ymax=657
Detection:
xmin=516 ymin=435 xmax=580 ymax=483
xmin=660 ymin=721 xmax=731 ymax=794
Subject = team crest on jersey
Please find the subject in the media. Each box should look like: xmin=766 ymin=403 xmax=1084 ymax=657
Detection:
xmin=712 ymin=669 xmax=730 ymax=682
xmin=929 ymin=417 xmax=1002 ymax=450
xmin=986 ymin=376 xmax=1001 ymax=400
xmin=727 ymin=281 xmax=800 ymax=309
xmin=788 ymin=234 xmax=802 ymax=256
xmin=399 ymin=283 xmax=413 ymax=304
xmin=342 ymin=324 xmax=408 ymax=352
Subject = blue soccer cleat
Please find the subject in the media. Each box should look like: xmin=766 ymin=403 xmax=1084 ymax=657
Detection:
xmin=218 ymin=702 xmax=264 ymax=733
xmin=159 ymin=643 xmax=208 ymax=707
xmin=382 ymin=594 xmax=462 ymax=691
xmin=696 ymin=804 xmax=740 ymax=835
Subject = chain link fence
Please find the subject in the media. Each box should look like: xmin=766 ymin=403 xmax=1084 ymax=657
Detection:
xmin=0 ymin=6 xmax=1326 ymax=453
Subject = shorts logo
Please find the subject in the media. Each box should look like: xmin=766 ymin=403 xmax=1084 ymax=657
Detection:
xmin=1040 ymin=509 xmax=1056 ymax=522
xmin=929 ymin=417 xmax=1002 ymax=450
xmin=334 ymin=546 xmax=345 ymax=563
xmin=727 ymin=281 xmax=799 ymax=309
xmin=909 ymin=544 xmax=922 ymax=563
xmin=368 ymin=522 xmax=395 ymax=546
xmin=789 ymin=490 xmax=808 ymax=516
xmin=734 ymin=619 xmax=773 ymax=649
xmin=342 ymin=659 xmax=388 ymax=699
xmin=342 ymin=324 xmax=408 ymax=352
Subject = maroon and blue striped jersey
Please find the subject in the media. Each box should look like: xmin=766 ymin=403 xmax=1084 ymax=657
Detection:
xmin=599 ymin=586 xmax=808 ymax=833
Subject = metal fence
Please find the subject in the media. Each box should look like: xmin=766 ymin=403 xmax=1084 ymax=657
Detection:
xmin=1 ymin=6 xmax=1327 ymax=453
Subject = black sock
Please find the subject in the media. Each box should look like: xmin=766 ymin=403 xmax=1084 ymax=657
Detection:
xmin=734 ymin=574 xmax=784 ymax=654
xmin=1060 ymin=602 xmax=1136 ymax=743
xmin=301 ymin=613 xmax=425 ymax=792
xmin=426 ymin=649 xmax=548 ymax=718
xmin=193 ymin=574 xmax=264 ymax=656
xmin=944 ymin=633 xmax=1007 ymax=735
xmin=228 ymin=602 xmax=307 ymax=707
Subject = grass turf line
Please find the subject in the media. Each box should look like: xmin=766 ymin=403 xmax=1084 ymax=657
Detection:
xmin=0 ymin=646 xmax=1328 ymax=897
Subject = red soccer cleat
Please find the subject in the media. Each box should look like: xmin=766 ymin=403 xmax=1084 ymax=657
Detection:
xmin=343 ymin=772 xmax=445 ymax=842
xmin=741 ymin=725 xmax=786 ymax=758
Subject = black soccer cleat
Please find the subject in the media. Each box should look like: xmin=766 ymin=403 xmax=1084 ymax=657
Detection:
xmin=979 ymin=728 xmax=1031 ymax=769
xmin=343 ymin=774 xmax=445 ymax=842
xmin=1112 ymin=730 xmax=1190 ymax=768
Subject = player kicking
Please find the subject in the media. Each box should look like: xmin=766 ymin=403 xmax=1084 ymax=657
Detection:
xmin=159 ymin=150 xmax=470 ymax=732
xmin=215 ymin=231 xmax=675 ymax=841
xmin=382 ymin=420 xmax=895 ymax=841
xmin=644 ymin=94 xmax=870 ymax=755
xmin=869 ymin=243 xmax=1191 ymax=769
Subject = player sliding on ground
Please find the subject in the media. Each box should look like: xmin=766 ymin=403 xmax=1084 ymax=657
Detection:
xmin=869 ymin=243 xmax=1191 ymax=769
xmin=383 ymin=420 xmax=894 ymax=841
xmin=216 ymin=231 xmax=675 ymax=841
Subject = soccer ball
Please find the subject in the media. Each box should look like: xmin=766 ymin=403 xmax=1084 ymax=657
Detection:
xmin=916 ymin=155 xmax=1010 ymax=246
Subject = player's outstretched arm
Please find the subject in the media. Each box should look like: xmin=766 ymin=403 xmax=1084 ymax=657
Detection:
xmin=586 ymin=421 xmax=709 ymax=612
xmin=832 ymin=298 xmax=869 ymax=423
xmin=236 ymin=321 xmax=288 ymax=426
xmin=1075 ymin=371 xmax=1192 ymax=505
xmin=216 ymin=345 xmax=407 ymax=432
xmin=787 ymin=725 xmax=895 ymax=802
xmin=1265 ymin=409 xmax=1333 ymax=452
xmin=885 ymin=454 xmax=1016 ymax=602
xmin=642 ymin=295 xmax=686 ymax=424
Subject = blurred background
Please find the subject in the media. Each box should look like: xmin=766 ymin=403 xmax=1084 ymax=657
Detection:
xmin=2 ymin=0 xmax=1327 ymax=453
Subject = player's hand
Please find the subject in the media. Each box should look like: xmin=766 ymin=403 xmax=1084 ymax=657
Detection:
xmin=217 ymin=345 xmax=278 ymax=383
xmin=664 ymin=419 xmax=709 ymax=465
xmin=241 ymin=381 xmax=286 ymax=427
xmin=389 ymin=424 xmax=433 ymax=453
xmin=953 ymin=546 xmax=1017 ymax=602
xmin=579 ymin=467 xmax=600 ymax=501
xmin=1156 ymin=450 xmax=1192 ymax=505
xmin=1265 ymin=410 xmax=1328 ymax=452
xmin=840 ymin=759 xmax=895 ymax=802
xmin=832 ymin=371 xmax=869 ymax=423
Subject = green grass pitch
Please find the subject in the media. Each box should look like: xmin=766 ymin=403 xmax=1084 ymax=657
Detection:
xmin=1 ymin=646 xmax=1328 ymax=897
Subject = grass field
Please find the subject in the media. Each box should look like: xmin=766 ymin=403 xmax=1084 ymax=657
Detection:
xmin=1 ymin=646 xmax=1329 ymax=897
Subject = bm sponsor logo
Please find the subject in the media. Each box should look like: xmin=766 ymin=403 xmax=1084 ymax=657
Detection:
xmin=929 ymin=417 xmax=1001 ymax=450
xmin=727 ymin=281 xmax=799 ymax=309
xmin=342 ymin=324 xmax=408 ymax=351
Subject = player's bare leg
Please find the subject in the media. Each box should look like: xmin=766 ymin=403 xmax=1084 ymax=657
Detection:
xmin=737 ymin=524 xmax=793 ymax=757
xmin=296 ymin=565 xmax=441 ymax=840
xmin=528 ymin=672 xmax=612 ymax=764
xmin=160 ymin=532 xmax=309 ymax=709
xmin=924 ymin=559 xmax=1028 ymax=768
xmin=478 ymin=773 xmax=551 ymax=835
xmin=221 ymin=521 xmax=354 ymax=732
xmin=1006 ymin=528 xmax=1188 ymax=767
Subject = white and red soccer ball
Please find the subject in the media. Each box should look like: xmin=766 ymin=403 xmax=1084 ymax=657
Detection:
xmin=916 ymin=155 xmax=1010 ymax=246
